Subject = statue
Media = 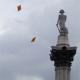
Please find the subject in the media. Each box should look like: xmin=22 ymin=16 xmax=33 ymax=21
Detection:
xmin=56 ymin=9 xmax=68 ymax=35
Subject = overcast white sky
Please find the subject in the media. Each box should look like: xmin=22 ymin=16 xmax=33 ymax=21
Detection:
xmin=0 ymin=0 xmax=80 ymax=80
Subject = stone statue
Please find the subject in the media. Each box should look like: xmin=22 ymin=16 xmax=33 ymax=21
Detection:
xmin=56 ymin=9 xmax=68 ymax=35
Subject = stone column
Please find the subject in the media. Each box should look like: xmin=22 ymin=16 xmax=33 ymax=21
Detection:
xmin=55 ymin=67 xmax=70 ymax=80
xmin=50 ymin=9 xmax=77 ymax=80
xmin=50 ymin=46 xmax=76 ymax=80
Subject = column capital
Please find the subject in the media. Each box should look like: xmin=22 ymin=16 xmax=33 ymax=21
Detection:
xmin=50 ymin=46 xmax=77 ymax=67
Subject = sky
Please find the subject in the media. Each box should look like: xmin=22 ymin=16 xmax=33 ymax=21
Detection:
xmin=0 ymin=0 xmax=80 ymax=80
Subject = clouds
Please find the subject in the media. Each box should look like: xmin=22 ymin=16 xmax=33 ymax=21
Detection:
xmin=16 ymin=74 xmax=44 ymax=80
xmin=0 ymin=0 xmax=79 ymax=80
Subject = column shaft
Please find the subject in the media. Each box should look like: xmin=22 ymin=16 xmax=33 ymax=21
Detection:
xmin=55 ymin=67 xmax=71 ymax=80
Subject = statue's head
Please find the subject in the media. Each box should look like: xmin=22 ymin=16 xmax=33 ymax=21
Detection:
xmin=59 ymin=9 xmax=65 ymax=14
